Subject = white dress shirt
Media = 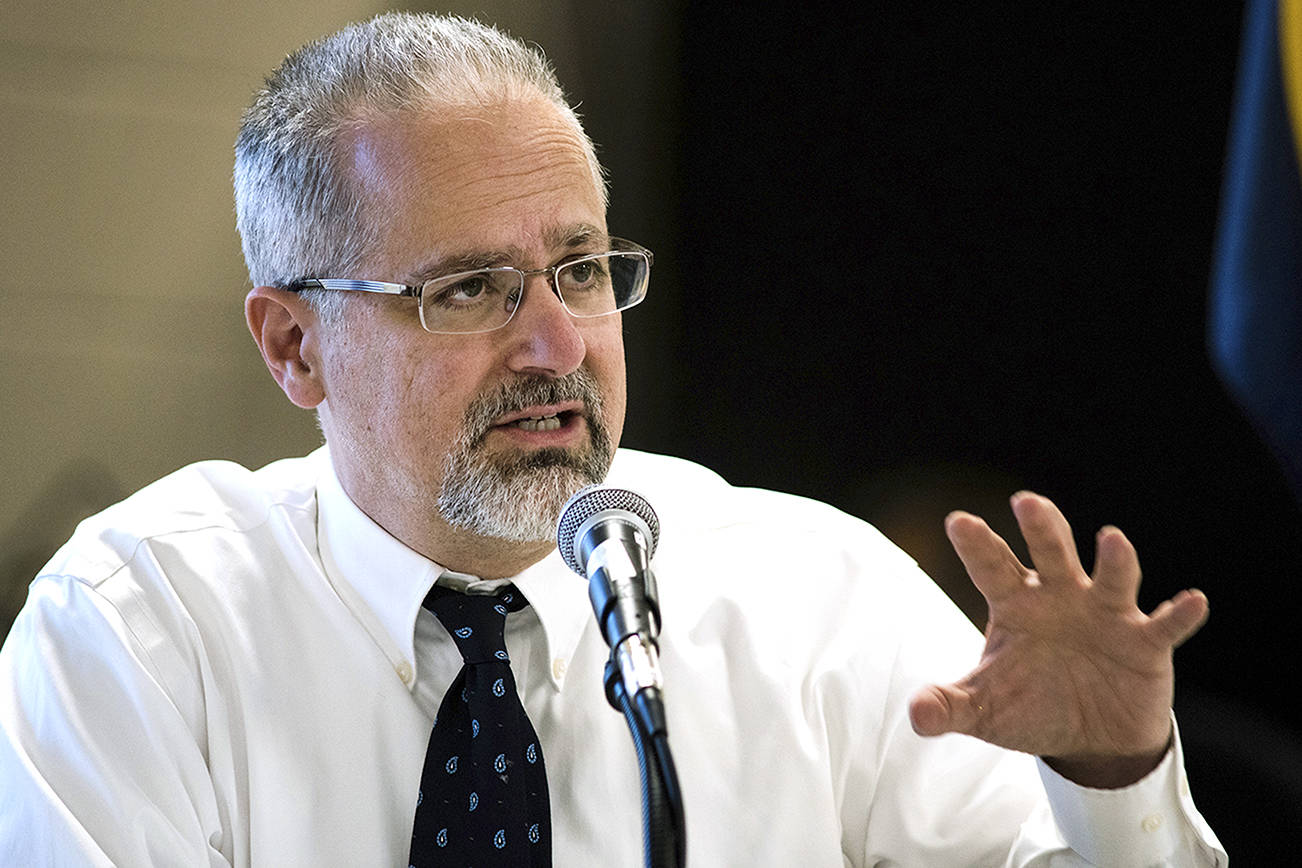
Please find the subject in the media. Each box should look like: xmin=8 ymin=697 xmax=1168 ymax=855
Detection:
xmin=0 ymin=446 xmax=1226 ymax=866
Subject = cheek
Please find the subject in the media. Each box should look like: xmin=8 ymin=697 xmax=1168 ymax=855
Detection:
xmin=388 ymin=350 xmax=477 ymax=443
xmin=583 ymin=321 xmax=627 ymax=437
xmin=326 ymin=326 xmax=455 ymax=441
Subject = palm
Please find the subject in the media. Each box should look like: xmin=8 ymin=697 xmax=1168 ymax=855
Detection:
xmin=909 ymin=492 xmax=1209 ymax=786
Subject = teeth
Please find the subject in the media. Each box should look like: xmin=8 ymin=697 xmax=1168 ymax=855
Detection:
xmin=515 ymin=414 xmax=562 ymax=431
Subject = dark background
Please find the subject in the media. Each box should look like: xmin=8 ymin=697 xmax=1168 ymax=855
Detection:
xmin=576 ymin=3 xmax=1302 ymax=858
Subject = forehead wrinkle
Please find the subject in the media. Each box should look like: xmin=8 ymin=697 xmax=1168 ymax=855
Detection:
xmin=426 ymin=166 xmax=597 ymax=211
xmin=420 ymin=137 xmax=596 ymax=197
xmin=450 ymin=177 xmax=601 ymax=221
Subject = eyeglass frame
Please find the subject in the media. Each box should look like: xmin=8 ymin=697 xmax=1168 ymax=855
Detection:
xmin=284 ymin=237 xmax=652 ymax=335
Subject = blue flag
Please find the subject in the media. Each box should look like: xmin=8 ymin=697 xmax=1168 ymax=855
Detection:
xmin=1210 ymin=0 xmax=1302 ymax=500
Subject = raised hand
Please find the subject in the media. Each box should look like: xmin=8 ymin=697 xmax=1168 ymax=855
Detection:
xmin=908 ymin=491 xmax=1209 ymax=788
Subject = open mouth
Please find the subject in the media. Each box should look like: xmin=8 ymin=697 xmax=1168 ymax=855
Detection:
xmin=493 ymin=406 xmax=583 ymax=434
xmin=513 ymin=412 xmax=568 ymax=432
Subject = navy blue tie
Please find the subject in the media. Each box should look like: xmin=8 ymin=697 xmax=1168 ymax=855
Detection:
xmin=408 ymin=584 xmax=552 ymax=866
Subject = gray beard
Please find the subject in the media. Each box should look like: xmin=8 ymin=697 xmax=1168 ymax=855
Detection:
xmin=436 ymin=371 xmax=613 ymax=542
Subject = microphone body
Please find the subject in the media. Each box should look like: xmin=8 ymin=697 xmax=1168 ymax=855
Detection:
xmin=557 ymin=486 xmax=665 ymax=723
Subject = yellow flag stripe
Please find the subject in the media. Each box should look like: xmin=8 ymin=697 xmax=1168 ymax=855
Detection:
xmin=1282 ymin=0 xmax=1302 ymax=167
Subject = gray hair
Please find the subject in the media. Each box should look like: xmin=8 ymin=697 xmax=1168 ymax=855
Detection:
xmin=234 ymin=12 xmax=606 ymax=316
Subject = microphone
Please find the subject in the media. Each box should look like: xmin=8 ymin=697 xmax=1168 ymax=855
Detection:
xmin=556 ymin=485 xmax=665 ymax=725
xmin=558 ymin=486 xmax=687 ymax=866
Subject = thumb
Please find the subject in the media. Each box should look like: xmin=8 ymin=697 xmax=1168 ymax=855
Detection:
xmin=909 ymin=683 xmax=978 ymax=737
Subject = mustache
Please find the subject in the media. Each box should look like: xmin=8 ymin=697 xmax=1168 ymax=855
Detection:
xmin=462 ymin=369 xmax=606 ymax=447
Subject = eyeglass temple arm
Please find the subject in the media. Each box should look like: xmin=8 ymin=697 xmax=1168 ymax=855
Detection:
xmin=289 ymin=279 xmax=419 ymax=297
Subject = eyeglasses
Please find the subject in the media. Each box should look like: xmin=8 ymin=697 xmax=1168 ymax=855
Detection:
xmin=287 ymin=238 xmax=652 ymax=335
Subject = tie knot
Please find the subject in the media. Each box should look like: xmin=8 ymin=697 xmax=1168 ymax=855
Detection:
xmin=424 ymin=584 xmax=526 ymax=665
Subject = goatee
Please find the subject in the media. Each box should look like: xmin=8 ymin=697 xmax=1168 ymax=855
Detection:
xmin=436 ymin=370 xmax=613 ymax=542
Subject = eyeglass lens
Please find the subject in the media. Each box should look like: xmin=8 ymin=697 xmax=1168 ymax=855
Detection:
xmin=418 ymin=252 xmax=647 ymax=333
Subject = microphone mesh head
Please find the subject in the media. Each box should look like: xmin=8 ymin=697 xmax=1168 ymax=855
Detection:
xmin=555 ymin=485 xmax=660 ymax=574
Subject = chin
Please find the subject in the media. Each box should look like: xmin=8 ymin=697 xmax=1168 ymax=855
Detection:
xmin=436 ymin=446 xmax=610 ymax=543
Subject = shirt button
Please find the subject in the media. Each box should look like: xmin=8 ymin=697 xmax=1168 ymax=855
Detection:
xmin=1141 ymin=813 xmax=1163 ymax=833
xmin=551 ymin=657 xmax=567 ymax=680
xmin=395 ymin=661 xmax=414 ymax=685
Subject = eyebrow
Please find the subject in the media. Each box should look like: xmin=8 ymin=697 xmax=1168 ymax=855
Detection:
xmin=404 ymin=223 xmax=609 ymax=284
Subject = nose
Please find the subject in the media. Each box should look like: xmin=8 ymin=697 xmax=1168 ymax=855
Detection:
xmin=502 ymin=274 xmax=586 ymax=377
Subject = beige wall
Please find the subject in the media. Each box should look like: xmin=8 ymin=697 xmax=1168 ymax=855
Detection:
xmin=0 ymin=1 xmax=591 ymax=634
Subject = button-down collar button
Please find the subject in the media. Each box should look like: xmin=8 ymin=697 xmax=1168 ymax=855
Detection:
xmin=1140 ymin=813 xmax=1163 ymax=833
xmin=552 ymin=657 xmax=567 ymax=681
xmin=395 ymin=661 xmax=414 ymax=685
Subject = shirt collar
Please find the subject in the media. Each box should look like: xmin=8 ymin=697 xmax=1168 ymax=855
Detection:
xmin=510 ymin=550 xmax=592 ymax=690
xmin=313 ymin=445 xmax=592 ymax=691
xmin=314 ymin=447 xmax=440 ymax=675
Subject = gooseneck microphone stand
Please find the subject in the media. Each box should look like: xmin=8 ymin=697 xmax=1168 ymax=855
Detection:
xmin=605 ymin=648 xmax=685 ymax=868
xmin=557 ymin=486 xmax=687 ymax=868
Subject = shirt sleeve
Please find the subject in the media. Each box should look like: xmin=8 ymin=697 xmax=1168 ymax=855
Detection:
xmin=0 ymin=574 xmax=231 ymax=867
xmin=857 ymin=684 xmax=1227 ymax=867
xmin=837 ymin=539 xmax=1228 ymax=867
xmin=1034 ymin=715 xmax=1227 ymax=867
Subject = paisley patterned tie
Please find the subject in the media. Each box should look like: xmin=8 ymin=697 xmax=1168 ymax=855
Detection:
xmin=408 ymin=583 xmax=551 ymax=866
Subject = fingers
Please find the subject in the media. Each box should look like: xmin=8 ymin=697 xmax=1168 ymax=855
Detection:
xmin=1091 ymin=525 xmax=1142 ymax=607
xmin=948 ymin=490 xmax=1088 ymax=601
xmin=951 ymin=493 xmax=1198 ymax=645
xmin=945 ymin=511 xmax=1028 ymax=602
xmin=1146 ymin=588 xmax=1210 ymax=648
xmin=908 ymin=682 xmax=978 ymax=738
xmin=1010 ymin=491 xmax=1086 ymax=586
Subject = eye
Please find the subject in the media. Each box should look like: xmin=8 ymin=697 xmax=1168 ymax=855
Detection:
xmin=568 ymin=262 xmax=595 ymax=284
xmin=446 ymin=276 xmax=488 ymax=302
xmin=427 ymin=272 xmax=506 ymax=308
xmin=559 ymin=257 xmax=608 ymax=293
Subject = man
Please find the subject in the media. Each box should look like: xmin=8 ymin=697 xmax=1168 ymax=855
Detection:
xmin=0 ymin=12 xmax=1225 ymax=866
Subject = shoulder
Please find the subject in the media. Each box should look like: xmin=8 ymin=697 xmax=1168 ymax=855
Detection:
xmin=10 ymin=450 xmax=327 ymax=717
xmin=36 ymin=450 xmax=323 ymax=588
xmin=606 ymin=448 xmax=918 ymax=581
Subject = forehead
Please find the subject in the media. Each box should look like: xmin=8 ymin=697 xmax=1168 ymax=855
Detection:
xmin=345 ymin=97 xmax=606 ymax=273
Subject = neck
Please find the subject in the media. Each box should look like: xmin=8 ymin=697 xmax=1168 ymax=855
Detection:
xmin=422 ymin=532 xmax=556 ymax=581
xmin=359 ymin=497 xmax=559 ymax=580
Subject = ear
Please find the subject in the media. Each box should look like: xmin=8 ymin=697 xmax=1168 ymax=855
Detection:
xmin=245 ymin=286 xmax=327 ymax=409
